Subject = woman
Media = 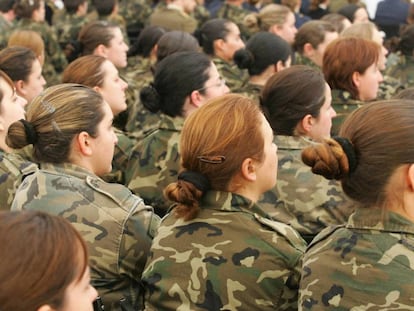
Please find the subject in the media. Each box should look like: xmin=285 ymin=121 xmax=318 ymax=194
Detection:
xmin=299 ymin=99 xmax=414 ymax=309
xmin=0 ymin=69 xmax=35 ymax=210
xmin=0 ymin=46 xmax=46 ymax=104
xmin=62 ymin=55 xmax=131 ymax=184
xmin=323 ymin=37 xmax=383 ymax=134
xmin=234 ymin=31 xmax=291 ymax=102
xmin=195 ymin=18 xmax=247 ymax=92
xmin=126 ymin=51 xmax=229 ymax=216
xmin=8 ymin=29 xmax=45 ymax=66
xmin=9 ymin=84 xmax=159 ymax=311
xmin=0 ymin=210 xmax=98 ymax=311
xmin=337 ymin=3 xmax=369 ymax=24
xmin=142 ymin=94 xmax=306 ymax=310
xmin=308 ymin=0 xmax=330 ymax=20
xmin=260 ymin=65 xmax=351 ymax=243
xmin=244 ymin=4 xmax=297 ymax=44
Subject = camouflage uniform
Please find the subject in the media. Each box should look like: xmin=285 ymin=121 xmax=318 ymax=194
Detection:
xmin=118 ymin=0 xmax=152 ymax=43
xmin=293 ymin=53 xmax=321 ymax=71
xmin=192 ymin=4 xmax=211 ymax=29
xmin=385 ymin=53 xmax=414 ymax=90
xmin=142 ymin=191 xmax=306 ymax=310
xmin=377 ymin=74 xmax=405 ymax=100
xmin=300 ymin=207 xmax=414 ymax=310
xmin=126 ymin=114 xmax=183 ymax=216
xmin=149 ymin=5 xmax=198 ymax=33
xmin=212 ymin=56 xmax=248 ymax=93
xmin=11 ymin=162 xmax=160 ymax=311
xmin=259 ymin=135 xmax=352 ymax=243
xmin=0 ymin=15 xmax=13 ymax=50
xmin=13 ymin=18 xmax=67 ymax=85
xmin=0 ymin=151 xmax=38 ymax=211
xmin=215 ymin=3 xmax=251 ymax=39
xmin=235 ymin=81 xmax=262 ymax=104
xmin=331 ymin=89 xmax=365 ymax=136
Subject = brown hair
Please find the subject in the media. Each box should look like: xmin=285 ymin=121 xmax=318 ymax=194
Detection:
xmin=8 ymin=30 xmax=45 ymax=65
xmin=323 ymin=37 xmax=380 ymax=99
xmin=244 ymin=4 xmax=291 ymax=33
xmin=0 ymin=210 xmax=89 ymax=310
xmin=0 ymin=69 xmax=16 ymax=114
xmin=62 ymin=55 xmax=107 ymax=87
xmin=78 ymin=20 xmax=119 ymax=55
xmin=0 ymin=46 xmax=38 ymax=83
xmin=294 ymin=20 xmax=337 ymax=53
xmin=164 ymin=94 xmax=265 ymax=220
xmin=6 ymin=83 xmax=105 ymax=163
xmin=13 ymin=0 xmax=42 ymax=18
xmin=302 ymin=99 xmax=414 ymax=208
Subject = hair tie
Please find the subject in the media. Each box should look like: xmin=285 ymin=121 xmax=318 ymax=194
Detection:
xmin=333 ymin=136 xmax=357 ymax=174
xmin=197 ymin=155 xmax=226 ymax=164
xmin=178 ymin=171 xmax=210 ymax=193
xmin=20 ymin=119 xmax=38 ymax=145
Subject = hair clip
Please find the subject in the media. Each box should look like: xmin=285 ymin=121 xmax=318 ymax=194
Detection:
xmin=40 ymin=100 xmax=56 ymax=114
xmin=51 ymin=120 xmax=61 ymax=133
xmin=197 ymin=155 xmax=226 ymax=164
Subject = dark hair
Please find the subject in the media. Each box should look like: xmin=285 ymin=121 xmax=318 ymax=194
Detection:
xmin=294 ymin=20 xmax=337 ymax=53
xmin=337 ymin=4 xmax=364 ymax=23
xmin=393 ymin=87 xmax=414 ymax=100
xmin=13 ymin=0 xmax=42 ymax=18
xmin=0 ymin=46 xmax=37 ymax=83
xmin=165 ymin=94 xmax=265 ymax=220
xmin=156 ymin=31 xmax=200 ymax=62
xmin=261 ymin=65 xmax=326 ymax=135
xmin=63 ymin=0 xmax=86 ymax=14
xmin=195 ymin=18 xmax=233 ymax=56
xmin=321 ymin=13 xmax=350 ymax=33
xmin=234 ymin=32 xmax=291 ymax=76
xmin=302 ymin=100 xmax=414 ymax=209
xmin=0 ymin=0 xmax=15 ymax=12
xmin=7 ymin=84 xmax=106 ymax=163
xmin=93 ymin=0 xmax=116 ymax=16
xmin=128 ymin=25 xmax=166 ymax=58
xmin=397 ymin=24 xmax=414 ymax=56
xmin=140 ymin=51 xmax=211 ymax=117
xmin=0 ymin=210 xmax=89 ymax=310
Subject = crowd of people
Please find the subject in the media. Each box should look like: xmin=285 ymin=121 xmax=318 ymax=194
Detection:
xmin=1 ymin=0 xmax=414 ymax=310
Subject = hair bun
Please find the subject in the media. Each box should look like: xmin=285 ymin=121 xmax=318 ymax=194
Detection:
xmin=140 ymin=83 xmax=161 ymax=113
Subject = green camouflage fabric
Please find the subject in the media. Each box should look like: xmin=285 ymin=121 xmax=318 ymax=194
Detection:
xmin=0 ymin=15 xmax=13 ymax=50
xmin=126 ymin=114 xmax=183 ymax=216
xmin=11 ymin=162 xmax=160 ymax=311
xmin=142 ymin=190 xmax=306 ymax=310
xmin=235 ymin=81 xmax=262 ymax=104
xmin=0 ymin=150 xmax=38 ymax=211
xmin=377 ymin=74 xmax=405 ymax=99
xmin=215 ymin=3 xmax=251 ymax=39
xmin=192 ymin=4 xmax=210 ymax=29
xmin=331 ymin=89 xmax=365 ymax=136
xmin=300 ymin=207 xmax=414 ymax=310
xmin=13 ymin=18 xmax=67 ymax=85
xmin=385 ymin=51 xmax=400 ymax=70
xmin=293 ymin=53 xmax=321 ymax=71
xmin=385 ymin=53 xmax=414 ymax=90
xmin=212 ymin=56 xmax=248 ymax=93
xmin=259 ymin=135 xmax=352 ymax=243
xmin=118 ymin=0 xmax=152 ymax=42
xmin=149 ymin=5 xmax=198 ymax=33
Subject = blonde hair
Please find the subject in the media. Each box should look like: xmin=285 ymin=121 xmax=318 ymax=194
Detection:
xmin=8 ymin=30 xmax=45 ymax=65
xmin=244 ymin=4 xmax=291 ymax=33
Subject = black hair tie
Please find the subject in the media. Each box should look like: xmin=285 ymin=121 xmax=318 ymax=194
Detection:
xmin=20 ymin=119 xmax=38 ymax=145
xmin=178 ymin=171 xmax=210 ymax=193
xmin=333 ymin=136 xmax=357 ymax=174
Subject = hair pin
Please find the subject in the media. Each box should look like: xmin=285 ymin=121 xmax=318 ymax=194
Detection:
xmin=197 ymin=155 xmax=226 ymax=164
xmin=40 ymin=100 xmax=55 ymax=114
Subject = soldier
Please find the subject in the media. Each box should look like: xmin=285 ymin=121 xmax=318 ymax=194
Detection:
xmin=195 ymin=18 xmax=248 ymax=92
xmin=0 ymin=0 xmax=17 ymax=49
xmin=118 ymin=0 xmax=153 ymax=44
xmin=293 ymin=20 xmax=338 ymax=70
xmin=142 ymin=94 xmax=306 ymax=310
xmin=215 ymin=0 xmax=251 ymax=39
xmin=0 ymin=210 xmax=98 ymax=310
xmin=0 ymin=70 xmax=37 ymax=211
xmin=259 ymin=65 xmax=351 ymax=243
xmin=9 ymin=84 xmax=160 ymax=311
xmin=234 ymin=31 xmax=291 ymax=103
xmin=13 ymin=0 xmax=67 ymax=85
xmin=323 ymin=37 xmax=383 ymax=135
xmin=300 ymin=99 xmax=414 ymax=309
xmin=126 ymin=51 xmax=229 ymax=216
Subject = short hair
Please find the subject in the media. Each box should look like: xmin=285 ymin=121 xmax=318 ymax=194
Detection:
xmin=156 ymin=31 xmax=200 ymax=62
xmin=140 ymin=51 xmax=211 ymax=117
xmin=244 ymin=4 xmax=291 ymax=33
xmin=194 ymin=18 xmax=233 ymax=56
xmin=165 ymin=94 xmax=265 ymax=220
xmin=0 ymin=46 xmax=38 ymax=83
xmin=0 ymin=210 xmax=89 ymax=310
xmin=234 ymin=32 xmax=291 ymax=76
xmin=13 ymin=0 xmax=42 ymax=18
xmin=261 ymin=65 xmax=326 ymax=135
xmin=323 ymin=37 xmax=380 ymax=99
xmin=294 ymin=20 xmax=337 ymax=53
xmin=7 ymin=84 xmax=106 ymax=163
xmin=62 ymin=55 xmax=107 ymax=87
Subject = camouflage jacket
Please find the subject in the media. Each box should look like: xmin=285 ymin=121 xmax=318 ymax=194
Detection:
xmin=300 ymin=207 xmax=414 ymax=310
xmin=293 ymin=53 xmax=320 ymax=71
xmin=331 ymin=89 xmax=365 ymax=136
xmin=377 ymin=74 xmax=405 ymax=100
xmin=215 ymin=3 xmax=251 ymax=39
xmin=385 ymin=53 xmax=414 ymax=90
xmin=126 ymin=114 xmax=184 ymax=216
xmin=0 ymin=150 xmax=38 ymax=211
xmin=149 ymin=5 xmax=198 ymax=33
xmin=236 ymin=81 xmax=262 ymax=104
xmin=118 ymin=0 xmax=152 ymax=38
xmin=212 ymin=56 xmax=248 ymax=93
xmin=259 ymin=136 xmax=352 ymax=242
xmin=11 ymin=162 xmax=160 ymax=311
xmin=0 ymin=15 xmax=13 ymax=50
xmin=142 ymin=191 xmax=306 ymax=310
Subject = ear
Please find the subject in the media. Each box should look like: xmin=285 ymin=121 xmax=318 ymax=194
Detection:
xmin=303 ymin=42 xmax=314 ymax=57
xmin=407 ymin=164 xmax=414 ymax=192
xmin=15 ymin=80 xmax=27 ymax=96
xmin=94 ymin=44 xmax=108 ymax=57
xmin=352 ymin=71 xmax=361 ymax=88
xmin=76 ymin=131 xmax=93 ymax=157
xmin=92 ymin=85 xmax=101 ymax=93
xmin=300 ymin=114 xmax=313 ymax=134
xmin=240 ymin=158 xmax=257 ymax=182
xmin=189 ymin=90 xmax=203 ymax=108
xmin=275 ymin=60 xmax=285 ymax=72
xmin=213 ymin=38 xmax=225 ymax=53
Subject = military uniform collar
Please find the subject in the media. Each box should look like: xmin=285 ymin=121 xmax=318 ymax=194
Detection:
xmin=40 ymin=162 xmax=98 ymax=180
xmin=158 ymin=114 xmax=185 ymax=132
xmin=274 ymin=135 xmax=315 ymax=150
xmin=331 ymin=89 xmax=364 ymax=106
